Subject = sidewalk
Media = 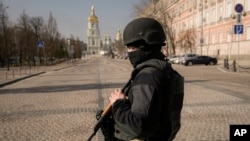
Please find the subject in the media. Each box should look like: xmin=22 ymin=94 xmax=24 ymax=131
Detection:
xmin=0 ymin=60 xmax=77 ymax=88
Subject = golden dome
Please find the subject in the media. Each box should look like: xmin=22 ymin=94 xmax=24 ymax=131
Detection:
xmin=88 ymin=5 xmax=98 ymax=22
xmin=116 ymin=28 xmax=122 ymax=41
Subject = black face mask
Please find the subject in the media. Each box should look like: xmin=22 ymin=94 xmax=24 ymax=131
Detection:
xmin=127 ymin=50 xmax=145 ymax=68
xmin=127 ymin=46 xmax=165 ymax=68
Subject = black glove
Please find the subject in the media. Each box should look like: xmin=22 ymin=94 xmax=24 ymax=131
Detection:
xmin=96 ymin=110 xmax=119 ymax=141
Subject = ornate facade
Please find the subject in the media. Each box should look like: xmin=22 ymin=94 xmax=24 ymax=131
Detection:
xmin=151 ymin=0 xmax=250 ymax=59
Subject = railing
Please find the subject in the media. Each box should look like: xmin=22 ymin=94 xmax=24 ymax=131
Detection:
xmin=0 ymin=66 xmax=46 ymax=82
xmin=224 ymin=58 xmax=250 ymax=73
xmin=0 ymin=60 xmax=76 ymax=82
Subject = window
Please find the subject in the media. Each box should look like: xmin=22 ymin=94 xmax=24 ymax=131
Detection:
xmin=212 ymin=33 xmax=216 ymax=44
xmin=189 ymin=18 xmax=193 ymax=28
xmin=226 ymin=1 xmax=232 ymax=17
xmin=235 ymin=0 xmax=242 ymax=4
xmin=183 ymin=21 xmax=186 ymax=30
xmin=218 ymin=5 xmax=223 ymax=21
xmin=212 ymin=8 xmax=216 ymax=22
xmin=227 ymin=28 xmax=232 ymax=42
xmin=219 ymin=32 xmax=223 ymax=43
xmin=246 ymin=26 xmax=250 ymax=40
xmin=193 ymin=0 xmax=198 ymax=9
xmin=246 ymin=0 xmax=250 ymax=11
xmin=194 ymin=15 xmax=198 ymax=27
xmin=205 ymin=35 xmax=209 ymax=45
xmin=199 ymin=13 xmax=202 ymax=26
xmin=205 ymin=11 xmax=209 ymax=24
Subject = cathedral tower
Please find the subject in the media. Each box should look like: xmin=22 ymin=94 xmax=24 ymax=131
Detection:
xmin=87 ymin=5 xmax=101 ymax=54
xmin=115 ymin=28 xmax=122 ymax=42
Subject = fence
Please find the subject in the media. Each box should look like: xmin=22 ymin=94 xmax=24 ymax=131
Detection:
xmin=224 ymin=58 xmax=250 ymax=73
xmin=0 ymin=66 xmax=47 ymax=82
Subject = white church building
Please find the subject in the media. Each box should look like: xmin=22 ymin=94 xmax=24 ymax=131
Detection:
xmin=87 ymin=5 xmax=101 ymax=54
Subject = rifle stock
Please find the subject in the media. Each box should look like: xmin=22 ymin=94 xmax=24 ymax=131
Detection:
xmin=87 ymin=103 xmax=112 ymax=141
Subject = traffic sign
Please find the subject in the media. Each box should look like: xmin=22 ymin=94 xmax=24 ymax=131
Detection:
xmin=235 ymin=3 xmax=244 ymax=13
xmin=37 ymin=41 xmax=44 ymax=48
xmin=234 ymin=24 xmax=243 ymax=34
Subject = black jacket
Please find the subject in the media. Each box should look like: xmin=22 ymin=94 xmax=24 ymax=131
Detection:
xmin=112 ymin=59 xmax=184 ymax=141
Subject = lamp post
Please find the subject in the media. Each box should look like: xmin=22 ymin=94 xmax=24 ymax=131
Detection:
xmin=200 ymin=0 xmax=204 ymax=55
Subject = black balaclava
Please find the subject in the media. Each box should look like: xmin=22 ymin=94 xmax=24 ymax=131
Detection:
xmin=127 ymin=42 xmax=165 ymax=68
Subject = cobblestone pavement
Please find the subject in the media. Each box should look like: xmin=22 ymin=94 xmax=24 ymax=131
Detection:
xmin=0 ymin=56 xmax=249 ymax=141
xmin=0 ymin=56 xmax=131 ymax=141
xmin=173 ymin=63 xmax=250 ymax=141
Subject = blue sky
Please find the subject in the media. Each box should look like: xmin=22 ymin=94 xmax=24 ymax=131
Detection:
xmin=3 ymin=0 xmax=141 ymax=42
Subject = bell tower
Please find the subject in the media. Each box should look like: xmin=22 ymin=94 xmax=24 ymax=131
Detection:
xmin=87 ymin=5 xmax=101 ymax=54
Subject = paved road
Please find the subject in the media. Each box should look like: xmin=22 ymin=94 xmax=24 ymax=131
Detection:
xmin=174 ymin=63 xmax=250 ymax=141
xmin=0 ymin=56 xmax=249 ymax=141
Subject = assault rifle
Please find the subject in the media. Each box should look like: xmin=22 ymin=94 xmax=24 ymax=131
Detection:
xmin=87 ymin=103 xmax=112 ymax=141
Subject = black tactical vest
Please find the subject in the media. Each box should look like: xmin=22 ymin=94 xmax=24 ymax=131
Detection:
xmin=122 ymin=59 xmax=184 ymax=141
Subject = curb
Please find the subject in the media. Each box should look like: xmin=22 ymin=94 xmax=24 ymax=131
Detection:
xmin=0 ymin=72 xmax=45 ymax=88
xmin=0 ymin=64 xmax=77 ymax=88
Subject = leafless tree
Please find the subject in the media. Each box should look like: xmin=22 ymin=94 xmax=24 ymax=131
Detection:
xmin=17 ymin=10 xmax=36 ymax=66
xmin=132 ymin=0 xmax=176 ymax=56
xmin=132 ymin=0 xmax=152 ymax=17
xmin=30 ymin=16 xmax=44 ymax=64
xmin=0 ymin=2 xmax=76 ymax=68
xmin=115 ymin=39 xmax=125 ymax=56
xmin=178 ymin=29 xmax=196 ymax=53
xmin=74 ymin=37 xmax=82 ymax=59
xmin=44 ymin=11 xmax=60 ymax=65
xmin=162 ymin=11 xmax=176 ymax=56
xmin=0 ymin=1 xmax=11 ymax=70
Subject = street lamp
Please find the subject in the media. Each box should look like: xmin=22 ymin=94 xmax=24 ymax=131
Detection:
xmin=199 ymin=0 xmax=206 ymax=55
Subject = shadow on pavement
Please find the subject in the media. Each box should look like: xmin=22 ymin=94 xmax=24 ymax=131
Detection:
xmin=185 ymin=80 xmax=208 ymax=83
xmin=0 ymin=82 xmax=125 ymax=95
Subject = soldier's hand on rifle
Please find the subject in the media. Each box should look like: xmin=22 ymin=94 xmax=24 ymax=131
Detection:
xmin=109 ymin=89 xmax=127 ymax=105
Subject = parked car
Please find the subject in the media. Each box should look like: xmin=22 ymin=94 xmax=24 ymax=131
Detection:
xmin=181 ymin=55 xmax=218 ymax=66
xmin=179 ymin=53 xmax=198 ymax=64
xmin=168 ymin=55 xmax=183 ymax=64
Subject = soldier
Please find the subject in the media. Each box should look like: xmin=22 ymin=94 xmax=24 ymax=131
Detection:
xmin=98 ymin=17 xmax=184 ymax=141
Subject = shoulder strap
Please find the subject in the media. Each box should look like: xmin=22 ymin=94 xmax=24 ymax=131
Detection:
xmin=121 ymin=64 xmax=149 ymax=94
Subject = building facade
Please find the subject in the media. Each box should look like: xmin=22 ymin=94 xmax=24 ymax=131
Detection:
xmin=152 ymin=0 xmax=250 ymax=60
xmin=87 ymin=5 xmax=101 ymax=54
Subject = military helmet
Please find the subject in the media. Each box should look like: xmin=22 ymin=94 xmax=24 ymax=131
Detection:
xmin=123 ymin=17 xmax=166 ymax=46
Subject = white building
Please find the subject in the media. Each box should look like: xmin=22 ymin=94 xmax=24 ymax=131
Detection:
xmin=87 ymin=5 xmax=101 ymax=54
